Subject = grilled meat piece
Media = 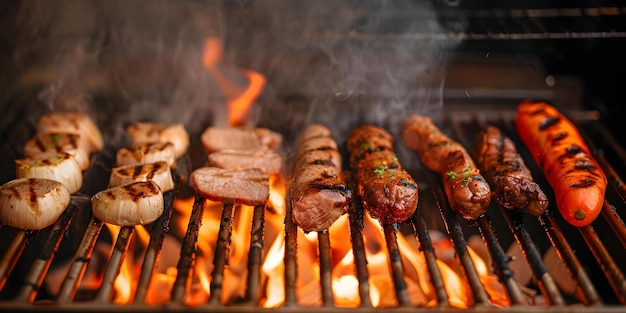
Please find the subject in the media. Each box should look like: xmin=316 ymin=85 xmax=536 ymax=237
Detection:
xmin=0 ymin=178 xmax=70 ymax=230
xmin=473 ymin=125 xmax=548 ymax=216
xmin=201 ymin=127 xmax=282 ymax=153
xmin=290 ymin=124 xmax=351 ymax=232
xmin=92 ymin=180 xmax=164 ymax=226
xmin=37 ymin=112 xmax=103 ymax=152
xmin=190 ymin=167 xmax=269 ymax=206
xmin=109 ymin=161 xmax=175 ymax=192
xmin=126 ymin=122 xmax=190 ymax=159
xmin=23 ymin=132 xmax=91 ymax=171
xmin=402 ymin=115 xmax=491 ymax=220
xmin=347 ymin=125 xmax=418 ymax=224
xmin=15 ymin=151 xmax=83 ymax=194
xmin=208 ymin=148 xmax=283 ymax=175
xmin=116 ymin=142 xmax=177 ymax=168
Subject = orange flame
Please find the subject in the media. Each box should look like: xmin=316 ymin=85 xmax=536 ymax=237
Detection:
xmin=203 ymin=37 xmax=266 ymax=127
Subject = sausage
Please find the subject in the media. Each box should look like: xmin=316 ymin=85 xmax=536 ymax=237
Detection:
xmin=290 ymin=124 xmax=351 ymax=232
xmin=402 ymin=114 xmax=491 ymax=220
xmin=347 ymin=125 xmax=418 ymax=224
xmin=515 ymin=101 xmax=607 ymax=227
xmin=473 ymin=125 xmax=548 ymax=216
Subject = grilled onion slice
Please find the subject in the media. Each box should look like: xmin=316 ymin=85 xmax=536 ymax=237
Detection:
xmin=126 ymin=123 xmax=190 ymax=159
xmin=116 ymin=142 xmax=176 ymax=168
xmin=109 ymin=161 xmax=175 ymax=192
xmin=37 ymin=112 xmax=104 ymax=152
xmin=15 ymin=151 xmax=83 ymax=194
xmin=0 ymin=178 xmax=70 ymax=230
xmin=91 ymin=181 xmax=164 ymax=226
xmin=23 ymin=132 xmax=91 ymax=171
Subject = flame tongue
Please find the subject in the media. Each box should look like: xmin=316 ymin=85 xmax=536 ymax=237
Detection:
xmin=203 ymin=37 xmax=266 ymax=127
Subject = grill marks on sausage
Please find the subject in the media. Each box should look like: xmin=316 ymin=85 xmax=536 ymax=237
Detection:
xmin=539 ymin=116 xmax=560 ymax=130
xmin=473 ymin=125 xmax=548 ymax=216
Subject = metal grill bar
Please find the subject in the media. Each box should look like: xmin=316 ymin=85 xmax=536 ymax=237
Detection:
xmin=347 ymin=194 xmax=373 ymax=308
xmin=208 ymin=202 xmax=235 ymax=305
xmin=94 ymin=226 xmax=134 ymax=303
xmin=410 ymin=209 xmax=449 ymax=307
xmin=427 ymin=171 xmax=491 ymax=305
xmin=578 ymin=225 xmax=626 ymax=304
xmin=0 ymin=230 xmax=39 ymax=291
xmin=382 ymin=223 xmax=411 ymax=307
xmin=14 ymin=201 xmax=78 ymax=303
xmin=318 ymin=229 xmax=334 ymax=306
xmin=244 ymin=204 xmax=265 ymax=304
xmin=283 ymin=196 xmax=298 ymax=307
xmin=56 ymin=217 xmax=104 ymax=303
xmin=133 ymin=190 xmax=175 ymax=304
xmin=171 ymin=194 xmax=205 ymax=304
xmin=476 ymin=216 xmax=529 ymax=306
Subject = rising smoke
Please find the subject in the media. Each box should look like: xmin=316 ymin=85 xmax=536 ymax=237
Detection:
xmin=8 ymin=0 xmax=463 ymax=162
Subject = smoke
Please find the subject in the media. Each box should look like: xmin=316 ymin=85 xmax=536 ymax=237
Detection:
xmin=8 ymin=0 xmax=463 ymax=160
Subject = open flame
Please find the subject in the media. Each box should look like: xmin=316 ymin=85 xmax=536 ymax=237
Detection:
xmin=93 ymin=36 xmax=511 ymax=309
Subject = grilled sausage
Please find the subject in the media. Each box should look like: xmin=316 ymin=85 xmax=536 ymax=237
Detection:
xmin=347 ymin=125 xmax=418 ymax=224
xmin=473 ymin=125 xmax=548 ymax=216
xmin=515 ymin=101 xmax=607 ymax=227
xmin=290 ymin=124 xmax=351 ymax=232
xmin=402 ymin=115 xmax=490 ymax=220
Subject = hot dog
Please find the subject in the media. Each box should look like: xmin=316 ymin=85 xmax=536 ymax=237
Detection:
xmin=515 ymin=101 xmax=607 ymax=227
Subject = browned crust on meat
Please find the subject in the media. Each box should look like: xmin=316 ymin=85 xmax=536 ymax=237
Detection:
xmin=290 ymin=124 xmax=351 ymax=232
xmin=402 ymin=115 xmax=491 ymax=220
xmin=348 ymin=125 xmax=418 ymax=224
xmin=473 ymin=125 xmax=548 ymax=216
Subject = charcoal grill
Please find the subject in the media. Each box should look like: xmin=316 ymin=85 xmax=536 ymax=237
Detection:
xmin=1 ymin=1 xmax=626 ymax=312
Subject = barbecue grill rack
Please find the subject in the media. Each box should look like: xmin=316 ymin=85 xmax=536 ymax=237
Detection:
xmin=0 ymin=108 xmax=625 ymax=312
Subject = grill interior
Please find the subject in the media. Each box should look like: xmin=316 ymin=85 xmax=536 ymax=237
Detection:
xmin=0 ymin=109 xmax=625 ymax=312
xmin=1 ymin=1 xmax=626 ymax=312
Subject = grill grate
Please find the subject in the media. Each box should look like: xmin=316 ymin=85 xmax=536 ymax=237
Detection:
xmin=0 ymin=110 xmax=625 ymax=312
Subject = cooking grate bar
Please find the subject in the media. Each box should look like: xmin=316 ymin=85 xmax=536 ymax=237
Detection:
xmin=317 ymin=229 xmax=334 ymax=306
xmin=171 ymin=195 xmax=205 ymax=304
xmin=578 ymin=225 xmax=626 ymax=304
xmin=346 ymin=193 xmax=373 ymax=308
xmin=427 ymin=171 xmax=491 ymax=305
xmin=0 ymin=229 xmax=39 ymax=291
xmin=14 ymin=200 xmax=79 ymax=303
xmin=476 ymin=216 xmax=530 ymax=305
xmin=56 ymin=217 xmax=103 ymax=303
xmin=501 ymin=209 xmax=567 ymax=305
xmin=382 ymin=223 xmax=411 ymax=307
xmin=133 ymin=190 xmax=175 ymax=304
xmin=245 ymin=204 xmax=266 ymax=304
xmin=208 ymin=202 xmax=235 ymax=305
xmin=283 ymin=196 xmax=298 ymax=307
xmin=410 ymin=208 xmax=449 ymax=306
xmin=94 ymin=226 xmax=134 ymax=303
xmin=600 ymin=201 xmax=626 ymax=249
xmin=536 ymin=213 xmax=601 ymax=305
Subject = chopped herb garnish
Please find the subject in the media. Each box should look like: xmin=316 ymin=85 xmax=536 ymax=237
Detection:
xmin=462 ymin=166 xmax=473 ymax=176
xmin=374 ymin=165 xmax=385 ymax=176
xmin=51 ymin=134 xmax=62 ymax=142
xmin=435 ymin=141 xmax=451 ymax=147
xmin=363 ymin=141 xmax=372 ymax=149
xmin=462 ymin=176 xmax=473 ymax=185
xmin=446 ymin=171 xmax=457 ymax=180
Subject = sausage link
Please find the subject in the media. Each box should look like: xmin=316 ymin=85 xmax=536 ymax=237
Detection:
xmin=473 ymin=125 xmax=548 ymax=216
xmin=402 ymin=114 xmax=491 ymax=220
xmin=290 ymin=124 xmax=351 ymax=232
xmin=348 ymin=125 xmax=418 ymax=224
